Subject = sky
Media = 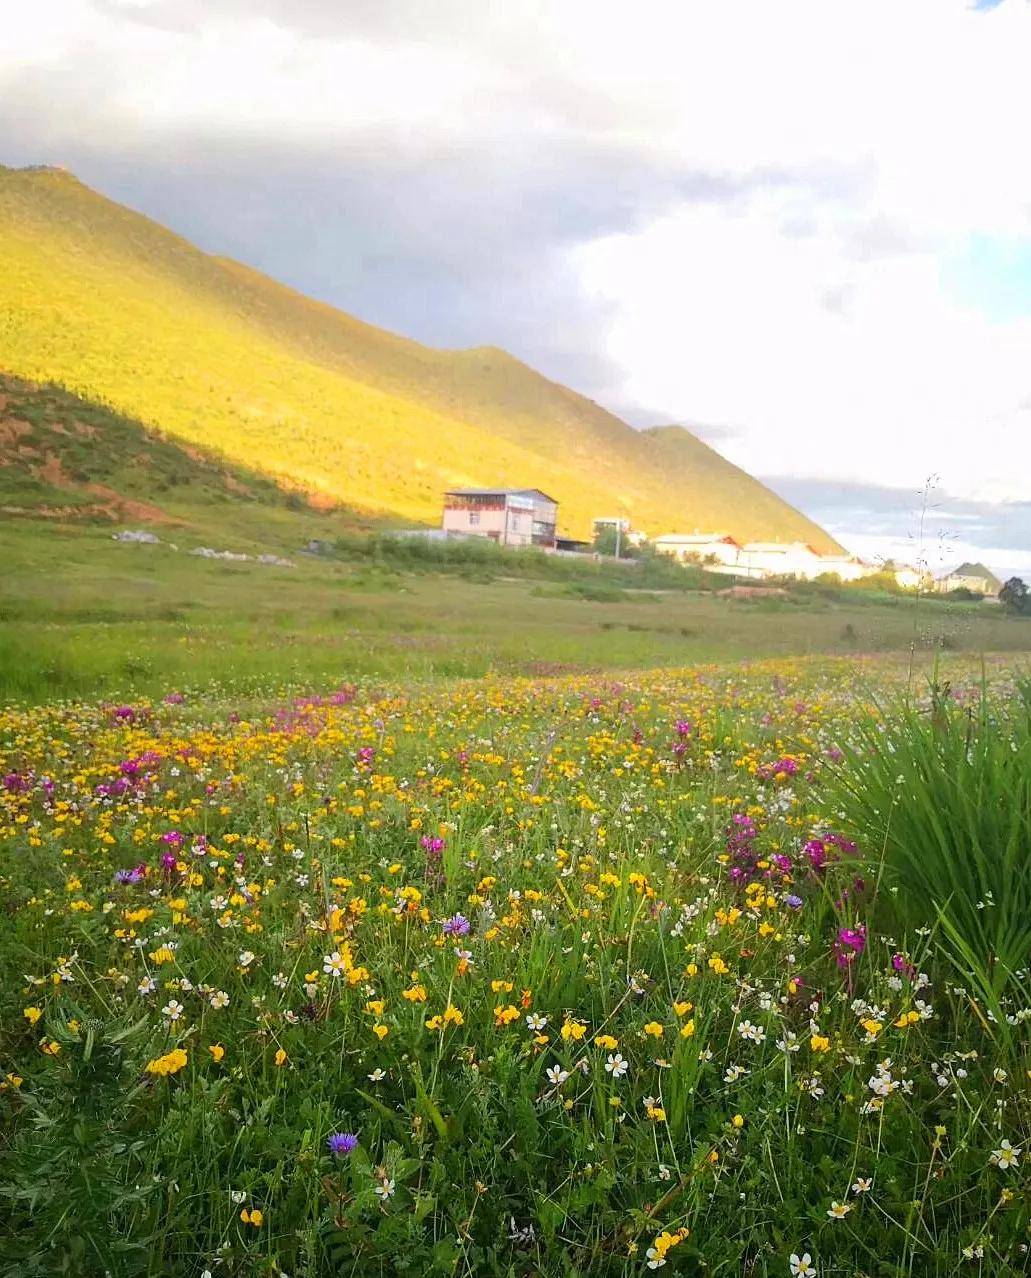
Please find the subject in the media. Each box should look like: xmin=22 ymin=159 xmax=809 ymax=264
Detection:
xmin=2 ymin=0 xmax=1030 ymax=577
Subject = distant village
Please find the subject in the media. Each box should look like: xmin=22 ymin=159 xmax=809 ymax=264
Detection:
xmin=426 ymin=487 xmax=1003 ymax=597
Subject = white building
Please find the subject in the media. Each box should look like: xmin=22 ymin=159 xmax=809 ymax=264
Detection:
xmin=805 ymin=554 xmax=875 ymax=583
xmin=654 ymin=532 xmax=874 ymax=583
xmin=652 ymin=532 xmax=743 ymax=567
xmin=732 ymin=541 xmax=828 ymax=579
xmin=442 ymin=488 xmax=558 ymax=549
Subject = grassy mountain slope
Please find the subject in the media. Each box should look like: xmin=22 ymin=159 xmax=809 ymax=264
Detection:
xmin=0 ymin=372 xmax=355 ymax=545
xmin=638 ymin=425 xmax=835 ymax=542
xmin=0 ymin=164 xmax=841 ymax=550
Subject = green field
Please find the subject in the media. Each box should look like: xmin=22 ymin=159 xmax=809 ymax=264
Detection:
xmin=3 ymin=150 xmax=1029 ymax=1278
xmin=2 ymin=518 xmax=1029 ymax=703
xmin=2 ymin=641 xmax=1029 ymax=1276
xmin=3 ymin=462 xmax=1031 ymax=1278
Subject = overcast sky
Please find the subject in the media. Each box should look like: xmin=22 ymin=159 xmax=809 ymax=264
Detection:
xmin=3 ymin=0 xmax=1030 ymax=576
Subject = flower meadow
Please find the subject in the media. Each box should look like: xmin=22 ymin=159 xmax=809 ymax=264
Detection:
xmin=0 ymin=658 xmax=1028 ymax=1277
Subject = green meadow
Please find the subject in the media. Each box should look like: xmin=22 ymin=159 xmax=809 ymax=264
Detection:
xmin=2 ymin=519 xmax=1029 ymax=703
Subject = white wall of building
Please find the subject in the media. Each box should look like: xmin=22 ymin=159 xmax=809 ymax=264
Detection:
xmin=442 ymin=504 xmax=534 ymax=546
xmin=655 ymin=532 xmax=878 ymax=583
xmin=653 ymin=535 xmax=742 ymax=566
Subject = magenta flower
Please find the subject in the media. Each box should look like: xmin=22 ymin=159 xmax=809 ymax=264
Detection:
xmin=834 ymin=924 xmax=867 ymax=968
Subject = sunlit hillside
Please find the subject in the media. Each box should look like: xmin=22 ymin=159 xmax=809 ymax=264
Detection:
xmin=0 ymin=372 xmax=356 ymax=546
xmin=0 ymin=164 xmax=841 ymax=549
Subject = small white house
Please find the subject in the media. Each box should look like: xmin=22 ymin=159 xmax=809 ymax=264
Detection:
xmin=653 ymin=532 xmax=743 ymax=567
xmin=442 ymin=488 xmax=558 ymax=549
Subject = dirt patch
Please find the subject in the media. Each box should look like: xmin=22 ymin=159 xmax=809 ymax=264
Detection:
xmin=0 ymin=417 xmax=33 ymax=454
xmin=46 ymin=417 xmax=99 ymax=440
xmin=32 ymin=451 xmax=72 ymax=487
xmin=85 ymin=483 xmax=179 ymax=525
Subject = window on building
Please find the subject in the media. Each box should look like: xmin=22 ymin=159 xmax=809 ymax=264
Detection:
xmin=469 ymin=511 xmax=480 ymax=525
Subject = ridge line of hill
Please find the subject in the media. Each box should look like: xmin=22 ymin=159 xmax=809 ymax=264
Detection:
xmin=0 ymin=162 xmax=843 ymax=552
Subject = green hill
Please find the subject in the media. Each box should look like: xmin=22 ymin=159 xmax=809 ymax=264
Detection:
xmin=0 ymin=371 xmax=353 ymax=544
xmin=0 ymin=164 xmax=841 ymax=550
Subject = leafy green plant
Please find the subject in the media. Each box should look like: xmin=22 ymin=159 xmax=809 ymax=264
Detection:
xmin=827 ymin=675 xmax=1031 ymax=1027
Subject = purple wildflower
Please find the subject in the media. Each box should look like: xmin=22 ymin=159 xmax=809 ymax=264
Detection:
xmin=804 ymin=838 xmax=829 ymax=872
xmin=724 ymin=812 xmax=762 ymax=886
xmin=442 ymin=913 xmax=470 ymax=937
xmin=327 ymin=1131 xmax=359 ymax=1156
xmin=757 ymin=756 xmax=799 ymax=782
xmin=834 ymin=924 xmax=867 ymax=969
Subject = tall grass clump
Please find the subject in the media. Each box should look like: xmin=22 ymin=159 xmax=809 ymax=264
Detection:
xmin=827 ymin=676 xmax=1031 ymax=1029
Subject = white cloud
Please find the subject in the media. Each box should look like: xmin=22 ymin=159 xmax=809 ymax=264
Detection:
xmin=560 ymin=0 xmax=1031 ymax=505
xmin=844 ymin=530 xmax=1029 ymax=582
xmin=573 ymin=193 xmax=1031 ymax=501
xmin=3 ymin=0 xmax=1031 ymax=520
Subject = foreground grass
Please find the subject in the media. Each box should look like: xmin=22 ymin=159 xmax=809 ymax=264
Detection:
xmin=1 ymin=658 xmax=1028 ymax=1276
xmin=3 ymin=521 xmax=1029 ymax=704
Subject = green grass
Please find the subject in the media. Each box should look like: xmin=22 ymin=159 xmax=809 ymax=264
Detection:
xmin=827 ymin=673 xmax=1031 ymax=1028
xmin=2 ymin=518 xmax=1029 ymax=704
xmin=1 ymin=660 xmax=1028 ymax=1276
